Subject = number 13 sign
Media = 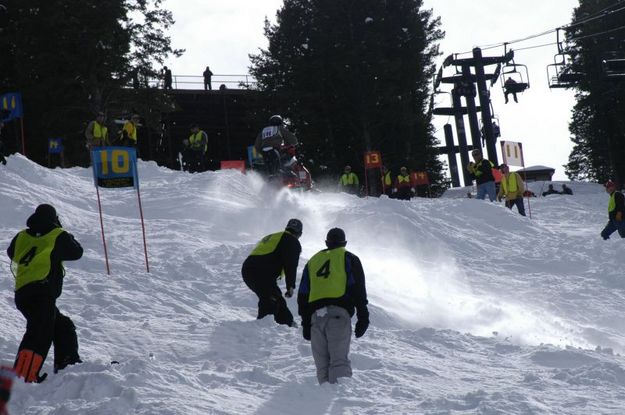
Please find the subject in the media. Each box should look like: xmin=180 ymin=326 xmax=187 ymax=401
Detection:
xmin=364 ymin=151 xmax=382 ymax=169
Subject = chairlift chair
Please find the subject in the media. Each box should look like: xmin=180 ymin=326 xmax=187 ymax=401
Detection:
xmin=547 ymin=51 xmax=584 ymax=88
xmin=501 ymin=62 xmax=530 ymax=94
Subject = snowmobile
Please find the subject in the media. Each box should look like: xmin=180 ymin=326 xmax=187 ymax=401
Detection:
xmin=253 ymin=144 xmax=313 ymax=191
xmin=279 ymin=145 xmax=313 ymax=191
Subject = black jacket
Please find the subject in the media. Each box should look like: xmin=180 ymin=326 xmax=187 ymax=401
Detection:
xmin=7 ymin=216 xmax=83 ymax=300
xmin=609 ymin=191 xmax=625 ymax=221
xmin=468 ymin=159 xmax=495 ymax=185
xmin=241 ymin=232 xmax=301 ymax=290
xmin=297 ymin=250 xmax=369 ymax=327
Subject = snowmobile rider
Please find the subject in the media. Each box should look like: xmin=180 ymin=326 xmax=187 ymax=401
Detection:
xmin=241 ymin=219 xmax=303 ymax=327
xmin=254 ymin=115 xmax=298 ymax=176
xmin=601 ymin=180 xmax=625 ymax=240
xmin=298 ymin=228 xmax=369 ymax=384
xmin=7 ymin=204 xmax=83 ymax=383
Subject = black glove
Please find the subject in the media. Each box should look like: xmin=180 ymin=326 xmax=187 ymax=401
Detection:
xmin=302 ymin=324 xmax=311 ymax=341
xmin=355 ymin=318 xmax=369 ymax=338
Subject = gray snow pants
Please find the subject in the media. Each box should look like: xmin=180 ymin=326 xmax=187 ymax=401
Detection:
xmin=311 ymin=305 xmax=352 ymax=384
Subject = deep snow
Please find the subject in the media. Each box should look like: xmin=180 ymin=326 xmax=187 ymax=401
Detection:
xmin=2 ymin=154 xmax=625 ymax=414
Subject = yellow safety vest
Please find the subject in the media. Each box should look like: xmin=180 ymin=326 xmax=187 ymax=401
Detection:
xmin=383 ymin=172 xmax=392 ymax=186
xmin=93 ymin=122 xmax=108 ymax=140
xmin=12 ymin=228 xmax=64 ymax=291
xmin=306 ymin=247 xmax=347 ymax=302
xmin=471 ymin=160 xmax=494 ymax=176
xmin=123 ymin=121 xmax=137 ymax=142
xmin=397 ymin=174 xmax=410 ymax=184
xmin=608 ymin=193 xmax=616 ymax=213
xmin=501 ymin=173 xmax=518 ymax=193
xmin=250 ymin=231 xmax=286 ymax=256
xmin=189 ymin=131 xmax=207 ymax=152
xmin=340 ymin=173 xmax=358 ymax=186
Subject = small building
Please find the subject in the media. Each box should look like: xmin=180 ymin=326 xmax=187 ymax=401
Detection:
xmin=515 ymin=165 xmax=555 ymax=182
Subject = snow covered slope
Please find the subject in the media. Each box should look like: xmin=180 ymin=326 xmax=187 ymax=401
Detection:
xmin=2 ymin=154 xmax=625 ymax=414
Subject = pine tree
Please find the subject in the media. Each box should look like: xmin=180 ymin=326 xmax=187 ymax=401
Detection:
xmin=0 ymin=0 xmax=182 ymax=165
xmin=250 ymin=0 xmax=445 ymax=189
xmin=565 ymin=0 xmax=625 ymax=184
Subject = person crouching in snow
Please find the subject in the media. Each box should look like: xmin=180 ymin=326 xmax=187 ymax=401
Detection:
xmin=8 ymin=204 xmax=83 ymax=383
xmin=241 ymin=219 xmax=303 ymax=327
xmin=298 ymin=228 xmax=369 ymax=384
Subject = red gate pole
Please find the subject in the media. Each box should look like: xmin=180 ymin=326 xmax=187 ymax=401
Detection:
xmin=96 ymin=186 xmax=111 ymax=275
xmin=136 ymin=187 xmax=150 ymax=273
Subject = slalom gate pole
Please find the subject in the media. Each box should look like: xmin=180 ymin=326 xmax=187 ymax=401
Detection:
xmin=523 ymin=170 xmax=532 ymax=219
xmin=20 ymin=117 xmax=26 ymax=156
xmin=136 ymin=187 xmax=150 ymax=273
xmin=96 ymin=186 xmax=111 ymax=275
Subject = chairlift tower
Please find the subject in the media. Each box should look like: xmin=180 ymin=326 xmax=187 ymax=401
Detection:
xmin=432 ymin=47 xmax=514 ymax=186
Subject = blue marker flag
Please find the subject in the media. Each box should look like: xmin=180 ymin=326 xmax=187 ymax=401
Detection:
xmin=91 ymin=147 xmax=139 ymax=189
xmin=1 ymin=92 xmax=23 ymax=121
xmin=48 ymin=138 xmax=64 ymax=154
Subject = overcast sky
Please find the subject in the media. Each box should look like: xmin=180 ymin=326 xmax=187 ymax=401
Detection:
xmin=164 ymin=0 xmax=580 ymax=180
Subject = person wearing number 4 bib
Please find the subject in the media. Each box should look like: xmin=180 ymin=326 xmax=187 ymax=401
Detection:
xmin=7 ymin=204 xmax=83 ymax=383
xmin=242 ymin=219 xmax=303 ymax=327
xmin=298 ymin=228 xmax=369 ymax=384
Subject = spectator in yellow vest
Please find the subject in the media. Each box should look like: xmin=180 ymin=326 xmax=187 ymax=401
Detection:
xmin=84 ymin=112 xmax=110 ymax=149
xmin=601 ymin=180 xmax=625 ymax=240
xmin=380 ymin=166 xmax=393 ymax=197
xmin=338 ymin=165 xmax=359 ymax=194
xmin=497 ymin=164 xmax=526 ymax=216
xmin=119 ymin=114 xmax=139 ymax=147
xmin=183 ymin=124 xmax=208 ymax=173
xmin=393 ymin=167 xmax=415 ymax=200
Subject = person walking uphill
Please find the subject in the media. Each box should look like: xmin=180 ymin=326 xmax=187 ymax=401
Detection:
xmin=467 ymin=149 xmax=496 ymax=202
xmin=601 ymin=180 xmax=625 ymax=240
xmin=298 ymin=228 xmax=369 ymax=384
xmin=7 ymin=204 xmax=83 ymax=383
xmin=242 ymin=219 xmax=303 ymax=327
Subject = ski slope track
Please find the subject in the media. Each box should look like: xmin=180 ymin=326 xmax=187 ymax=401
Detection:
xmin=2 ymin=153 xmax=625 ymax=414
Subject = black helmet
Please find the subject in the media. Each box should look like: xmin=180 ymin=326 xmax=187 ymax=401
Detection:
xmin=326 ymin=228 xmax=346 ymax=248
xmin=269 ymin=115 xmax=283 ymax=126
xmin=285 ymin=218 xmax=303 ymax=237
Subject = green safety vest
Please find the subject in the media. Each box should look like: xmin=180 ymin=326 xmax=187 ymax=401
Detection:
xmin=12 ymin=228 xmax=64 ymax=291
xmin=501 ymin=173 xmax=518 ymax=193
xmin=306 ymin=247 xmax=347 ymax=302
xmin=250 ymin=231 xmax=286 ymax=256
xmin=340 ymin=173 xmax=358 ymax=186
xmin=609 ymin=192 xmax=616 ymax=213
xmin=189 ymin=131 xmax=207 ymax=152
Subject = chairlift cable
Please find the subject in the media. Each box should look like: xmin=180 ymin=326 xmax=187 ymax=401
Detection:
xmin=455 ymin=2 xmax=625 ymax=55
xmin=568 ymin=22 xmax=625 ymax=42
